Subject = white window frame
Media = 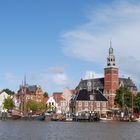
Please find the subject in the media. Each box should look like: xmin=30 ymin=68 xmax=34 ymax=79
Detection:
xmin=102 ymin=102 xmax=106 ymax=108
xmin=96 ymin=101 xmax=100 ymax=108
xmin=85 ymin=101 xmax=88 ymax=107
xmin=78 ymin=101 xmax=82 ymax=107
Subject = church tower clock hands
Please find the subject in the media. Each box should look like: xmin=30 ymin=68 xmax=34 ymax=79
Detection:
xmin=104 ymin=41 xmax=119 ymax=109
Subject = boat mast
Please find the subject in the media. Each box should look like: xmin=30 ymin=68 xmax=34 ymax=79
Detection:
xmin=132 ymin=89 xmax=134 ymax=115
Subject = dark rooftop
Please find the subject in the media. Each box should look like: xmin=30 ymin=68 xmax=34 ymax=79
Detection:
xmin=76 ymin=89 xmax=108 ymax=101
xmin=77 ymin=77 xmax=137 ymax=91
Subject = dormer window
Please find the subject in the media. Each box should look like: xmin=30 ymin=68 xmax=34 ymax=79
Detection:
xmin=90 ymin=95 xmax=94 ymax=100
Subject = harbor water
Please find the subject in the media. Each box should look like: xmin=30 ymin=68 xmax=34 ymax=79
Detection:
xmin=0 ymin=120 xmax=140 ymax=140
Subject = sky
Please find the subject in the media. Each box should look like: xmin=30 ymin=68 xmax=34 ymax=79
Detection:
xmin=0 ymin=0 xmax=140 ymax=94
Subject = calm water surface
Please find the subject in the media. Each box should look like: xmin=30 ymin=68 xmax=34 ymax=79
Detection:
xmin=0 ymin=120 xmax=140 ymax=140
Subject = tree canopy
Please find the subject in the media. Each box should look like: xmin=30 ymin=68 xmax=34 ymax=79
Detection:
xmin=134 ymin=93 xmax=140 ymax=113
xmin=115 ymin=86 xmax=132 ymax=108
xmin=43 ymin=92 xmax=49 ymax=98
xmin=3 ymin=96 xmax=15 ymax=110
xmin=2 ymin=88 xmax=15 ymax=95
xmin=115 ymin=86 xmax=140 ymax=113
xmin=26 ymin=100 xmax=46 ymax=112
xmin=26 ymin=100 xmax=38 ymax=111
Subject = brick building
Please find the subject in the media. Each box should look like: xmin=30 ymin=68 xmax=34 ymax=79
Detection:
xmin=70 ymin=89 xmax=108 ymax=114
xmin=16 ymin=84 xmax=44 ymax=113
xmin=76 ymin=43 xmax=137 ymax=109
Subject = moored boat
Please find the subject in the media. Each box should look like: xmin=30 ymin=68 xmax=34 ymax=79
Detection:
xmin=12 ymin=110 xmax=22 ymax=120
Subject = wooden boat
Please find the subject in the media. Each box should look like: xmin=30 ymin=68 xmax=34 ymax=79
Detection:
xmin=12 ymin=110 xmax=22 ymax=120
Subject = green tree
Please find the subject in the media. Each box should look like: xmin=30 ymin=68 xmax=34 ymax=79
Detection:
xmin=26 ymin=100 xmax=47 ymax=113
xmin=26 ymin=100 xmax=38 ymax=111
xmin=134 ymin=93 xmax=140 ymax=113
xmin=2 ymin=88 xmax=15 ymax=95
xmin=43 ymin=92 xmax=49 ymax=97
xmin=37 ymin=102 xmax=46 ymax=112
xmin=3 ymin=96 xmax=15 ymax=110
xmin=115 ymin=86 xmax=132 ymax=108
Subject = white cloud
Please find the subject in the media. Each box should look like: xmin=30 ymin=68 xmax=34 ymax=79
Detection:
xmin=52 ymin=73 xmax=68 ymax=86
xmin=48 ymin=66 xmax=65 ymax=74
xmin=42 ymin=66 xmax=69 ymax=86
xmin=61 ymin=0 xmax=140 ymax=88
xmin=39 ymin=66 xmax=72 ymax=93
xmin=84 ymin=71 xmax=103 ymax=80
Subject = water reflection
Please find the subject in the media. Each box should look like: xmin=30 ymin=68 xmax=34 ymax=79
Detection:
xmin=0 ymin=120 xmax=140 ymax=140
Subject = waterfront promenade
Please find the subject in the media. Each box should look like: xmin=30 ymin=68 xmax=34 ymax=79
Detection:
xmin=0 ymin=120 xmax=140 ymax=140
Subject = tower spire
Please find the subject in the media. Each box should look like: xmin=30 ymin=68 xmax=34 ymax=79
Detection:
xmin=109 ymin=40 xmax=113 ymax=55
xmin=24 ymin=75 xmax=26 ymax=86
xmin=107 ymin=41 xmax=116 ymax=67
xmin=110 ymin=40 xmax=112 ymax=48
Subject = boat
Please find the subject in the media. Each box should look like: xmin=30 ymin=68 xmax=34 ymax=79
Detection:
xmin=34 ymin=115 xmax=46 ymax=121
xmin=100 ymin=117 xmax=113 ymax=122
xmin=135 ymin=118 xmax=140 ymax=122
xmin=12 ymin=110 xmax=22 ymax=120
xmin=28 ymin=112 xmax=46 ymax=121
xmin=65 ymin=117 xmax=73 ymax=122
xmin=75 ymin=111 xmax=100 ymax=122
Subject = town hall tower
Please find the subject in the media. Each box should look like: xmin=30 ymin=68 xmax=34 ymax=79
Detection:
xmin=104 ymin=41 xmax=119 ymax=109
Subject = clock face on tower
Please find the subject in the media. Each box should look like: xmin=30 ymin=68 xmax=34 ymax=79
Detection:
xmin=87 ymin=81 xmax=92 ymax=87
xmin=87 ymin=81 xmax=92 ymax=91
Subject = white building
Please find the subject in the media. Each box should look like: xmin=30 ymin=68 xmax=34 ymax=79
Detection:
xmin=0 ymin=91 xmax=10 ymax=111
xmin=47 ymin=96 xmax=57 ymax=112
xmin=47 ymin=89 xmax=76 ymax=114
xmin=13 ymin=94 xmax=20 ymax=109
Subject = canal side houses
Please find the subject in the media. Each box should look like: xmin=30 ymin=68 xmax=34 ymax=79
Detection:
xmin=47 ymin=89 xmax=76 ymax=114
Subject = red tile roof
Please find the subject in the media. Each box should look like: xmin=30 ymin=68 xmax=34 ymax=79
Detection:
xmin=53 ymin=92 xmax=64 ymax=103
